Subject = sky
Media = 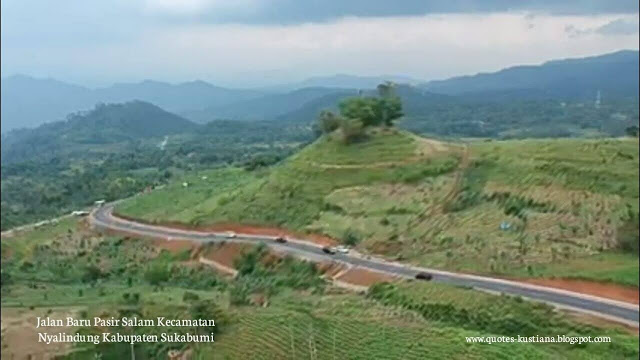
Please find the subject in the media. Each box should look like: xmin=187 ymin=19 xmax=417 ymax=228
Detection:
xmin=1 ymin=0 xmax=638 ymax=88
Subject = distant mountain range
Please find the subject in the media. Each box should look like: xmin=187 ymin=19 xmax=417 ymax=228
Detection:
xmin=0 ymin=76 xmax=262 ymax=132
xmin=262 ymin=74 xmax=423 ymax=92
xmin=423 ymin=50 xmax=639 ymax=99
xmin=2 ymin=50 xmax=638 ymax=133
xmin=275 ymin=85 xmax=454 ymax=124
xmin=182 ymin=87 xmax=359 ymax=123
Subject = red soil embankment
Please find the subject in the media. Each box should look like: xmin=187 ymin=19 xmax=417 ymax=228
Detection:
xmin=201 ymin=242 xmax=252 ymax=269
xmin=152 ymin=238 xmax=196 ymax=254
xmin=107 ymin=214 xmax=640 ymax=305
xmin=519 ymin=278 xmax=639 ymax=305
xmin=113 ymin=212 xmax=338 ymax=247
xmin=203 ymin=223 xmax=337 ymax=247
xmin=335 ymin=267 xmax=395 ymax=287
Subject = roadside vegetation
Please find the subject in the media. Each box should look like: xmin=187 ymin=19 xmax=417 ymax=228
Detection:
xmin=2 ymin=220 xmax=637 ymax=359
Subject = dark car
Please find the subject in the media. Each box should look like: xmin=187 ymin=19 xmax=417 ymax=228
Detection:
xmin=275 ymin=236 xmax=287 ymax=243
xmin=322 ymin=246 xmax=336 ymax=255
xmin=415 ymin=272 xmax=433 ymax=281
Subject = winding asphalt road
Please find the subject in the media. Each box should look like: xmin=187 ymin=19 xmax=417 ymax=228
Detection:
xmin=91 ymin=204 xmax=639 ymax=327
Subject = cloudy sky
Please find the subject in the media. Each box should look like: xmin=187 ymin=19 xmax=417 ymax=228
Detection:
xmin=1 ymin=0 xmax=638 ymax=87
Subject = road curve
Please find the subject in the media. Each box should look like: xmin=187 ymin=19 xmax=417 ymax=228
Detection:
xmin=91 ymin=204 xmax=639 ymax=327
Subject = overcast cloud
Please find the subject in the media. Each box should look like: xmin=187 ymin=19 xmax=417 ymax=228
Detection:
xmin=1 ymin=0 xmax=638 ymax=87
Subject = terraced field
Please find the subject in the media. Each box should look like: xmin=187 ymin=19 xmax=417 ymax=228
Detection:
xmin=206 ymin=291 xmax=638 ymax=360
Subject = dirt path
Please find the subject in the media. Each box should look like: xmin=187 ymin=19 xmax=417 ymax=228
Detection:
xmin=308 ymin=156 xmax=429 ymax=169
xmin=334 ymin=267 xmax=396 ymax=287
xmin=407 ymin=143 xmax=470 ymax=230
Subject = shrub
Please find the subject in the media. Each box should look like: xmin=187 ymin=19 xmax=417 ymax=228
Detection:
xmin=190 ymin=300 xmax=226 ymax=335
xmin=82 ymin=265 xmax=104 ymax=283
xmin=317 ymin=110 xmax=341 ymax=133
xmin=234 ymin=244 xmax=267 ymax=276
xmin=339 ymin=118 xmax=365 ymax=144
xmin=144 ymin=263 xmax=170 ymax=285
xmin=342 ymin=229 xmax=361 ymax=246
xmin=229 ymin=283 xmax=250 ymax=306
xmin=616 ymin=215 xmax=639 ymax=254
xmin=0 ymin=269 xmax=11 ymax=287
xmin=183 ymin=291 xmax=200 ymax=302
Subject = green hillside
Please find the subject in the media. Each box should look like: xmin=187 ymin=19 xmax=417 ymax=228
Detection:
xmin=117 ymin=128 xmax=462 ymax=226
xmin=117 ymin=130 xmax=639 ymax=285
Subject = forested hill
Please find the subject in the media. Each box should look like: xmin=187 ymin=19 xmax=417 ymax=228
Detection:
xmin=0 ymin=76 xmax=264 ymax=132
xmin=1 ymin=101 xmax=198 ymax=164
xmin=424 ymin=50 xmax=639 ymax=99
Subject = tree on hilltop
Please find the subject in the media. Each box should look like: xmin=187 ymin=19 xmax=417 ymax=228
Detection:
xmin=316 ymin=81 xmax=404 ymax=143
xmin=376 ymin=82 xmax=404 ymax=126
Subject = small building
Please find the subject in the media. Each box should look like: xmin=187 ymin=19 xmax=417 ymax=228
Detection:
xmin=94 ymin=200 xmax=106 ymax=207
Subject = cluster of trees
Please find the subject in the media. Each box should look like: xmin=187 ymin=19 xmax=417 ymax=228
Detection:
xmin=230 ymin=244 xmax=325 ymax=305
xmin=1 ymin=117 xmax=312 ymax=230
xmin=401 ymin=97 xmax=640 ymax=138
xmin=316 ymin=82 xmax=404 ymax=143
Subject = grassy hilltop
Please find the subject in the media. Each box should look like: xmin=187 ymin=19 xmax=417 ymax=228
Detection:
xmin=117 ymin=128 xmax=639 ymax=286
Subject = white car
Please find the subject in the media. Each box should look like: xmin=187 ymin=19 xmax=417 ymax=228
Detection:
xmin=225 ymin=231 xmax=237 ymax=239
xmin=335 ymin=245 xmax=350 ymax=254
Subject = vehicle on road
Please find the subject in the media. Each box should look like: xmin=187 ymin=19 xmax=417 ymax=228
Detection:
xmin=415 ymin=272 xmax=433 ymax=281
xmin=275 ymin=236 xmax=287 ymax=243
xmin=322 ymin=246 xmax=336 ymax=255
xmin=335 ymin=245 xmax=350 ymax=254
xmin=226 ymin=231 xmax=237 ymax=239
xmin=89 ymin=208 xmax=640 ymax=326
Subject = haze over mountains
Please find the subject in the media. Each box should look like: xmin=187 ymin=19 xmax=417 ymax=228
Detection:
xmin=1 ymin=50 xmax=638 ymax=133
xmin=423 ymin=50 xmax=639 ymax=98
xmin=0 ymin=76 xmax=262 ymax=132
